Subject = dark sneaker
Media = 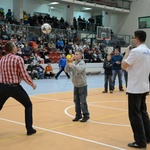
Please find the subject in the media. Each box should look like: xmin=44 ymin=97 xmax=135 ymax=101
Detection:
xmin=110 ymin=90 xmax=113 ymax=93
xmin=80 ymin=116 xmax=90 ymax=122
xmin=72 ymin=116 xmax=82 ymax=121
xmin=128 ymin=142 xmax=146 ymax=149
xmin=55 ymin=76 xmax=58 ymax=80
xmin=120 ymin=89 xmax=124 ymax=91
xmin=102 ymin=91 xmax=107 ymax=93
xmin=27 ymin=129 xmax=36 ymax=136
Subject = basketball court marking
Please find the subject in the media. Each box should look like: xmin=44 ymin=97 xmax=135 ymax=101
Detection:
xmin=64 ymin=105 xmax=130 ymax=127
xmin=0 ymin=117 xmax=126 ymax=150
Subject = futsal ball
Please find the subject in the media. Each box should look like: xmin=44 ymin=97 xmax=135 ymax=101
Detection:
xmin=41 ymin=23 xmax=52 ymax=34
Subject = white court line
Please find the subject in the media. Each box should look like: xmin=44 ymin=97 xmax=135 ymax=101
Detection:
xmin=31 ymin=96 xmax=73 ymax=103
xmin=0 ymin=117 xmax=126 ymax=150
xmin=31 ymin=96 xmax=130 ymax=127
xmin=89 ymin=104 xmax=128 ymax=111
xmin=64 ymin=105 xmax=130 ymax=127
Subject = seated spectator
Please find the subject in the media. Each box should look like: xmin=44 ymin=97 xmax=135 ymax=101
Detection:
xmin=36 ymin=53 xmax=44 ymax=64
xmin=48 ymin=40 xmax=55 ymax=50
xmin=97 ymin=51 xmax=104 ymax=62
xmin=22 ymin=42 xmax=31 ymax=56
xmin=91 ymin=50 xmax=98 ymax=62
xmin=64 ymin=42 xmax=73 ymax=55
xmin=29 ymin=41 xmax=38 ymax=50
xmin=34 ymin=62 xmax=44 ymax=79
xmin=72 ymin=42 xmax=79 ymax=52
xmin=26 ymin=61 xmax=38 ymax=79
xmin=44 ymin=52 xmax=50 ymax=63
xmin=84 ymin=50 xmax=93 ymax=63
xmin=44 ymin=63 xmax=55 ymax=78
xmin=57 ymin=38 xmax=64 ymax=52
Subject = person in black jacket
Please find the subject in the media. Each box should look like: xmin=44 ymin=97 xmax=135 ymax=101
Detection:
xmin=102 ymin=54 xmax=113 ymax=93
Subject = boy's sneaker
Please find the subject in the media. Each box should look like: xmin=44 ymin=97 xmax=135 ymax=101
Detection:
xmin=120 ymin=89 xmax=124 ymax=91
xmin=110 ymin=90 xmax=113 ymax=93
xmin=102 ymin=91 xmax=107 ymax=93
xmin=80 ymin=116 xmax=90 ymax=122
xmin=72 ymin=116 xmax=82 ymax=121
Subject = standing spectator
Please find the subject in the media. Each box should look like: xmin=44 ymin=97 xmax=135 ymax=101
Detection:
xmin=121 ymin=30 xmax=150 ymax=149
xmin=66 ymin=50 xmax=74 ymax=63
xmin=65 ymin=51 xmax=90 ymax=122
xmin=55 ymin=54 xmax=70 ymax=79
xmin=5 ymin=9 xmax=12 ymax=23
xmin=111 ymin=48 xmax=124 ymax=91
xmin=77 ymin=16 xmax=83 ymax=30
xmin=102 ymin=54 xmax=113 ymax=93
xmin=0 ymin=41 xmax=36 ymax=135
xmin=73 ymin=17 xmax=77 ymax=30
xmin=88 ymin=16 xmax=95 ymax=31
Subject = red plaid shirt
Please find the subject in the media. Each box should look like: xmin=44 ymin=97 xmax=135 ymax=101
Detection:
xmin=0 ymin=53 xmax=34 ymax=86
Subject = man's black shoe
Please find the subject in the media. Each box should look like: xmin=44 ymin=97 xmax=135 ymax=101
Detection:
xmin=72 ymin=117 xmax=82 ymax=121
xmin=80 ymin=116 xmax=90 ymax=122
xmin=128 ymin=142 xmax=146 ymax=149
xmin=27 ymin=129 xmax=36 ymax=136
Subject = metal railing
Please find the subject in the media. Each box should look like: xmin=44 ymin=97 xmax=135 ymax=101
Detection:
xmin=0 ymin=23 xmax=131 ymax=47
xmin=77 ymin=0 xmax=132 ymax=10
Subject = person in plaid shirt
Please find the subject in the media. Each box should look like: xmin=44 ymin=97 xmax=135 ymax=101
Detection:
xmin=0 ymin=41 xmax=37 ymax=136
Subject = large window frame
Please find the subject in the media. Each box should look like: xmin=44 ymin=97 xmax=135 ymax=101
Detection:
xmin=138 ymin=16 xmax=150 ymax=29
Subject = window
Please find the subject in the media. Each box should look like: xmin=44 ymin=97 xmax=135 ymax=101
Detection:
xmin=138 ymin=16 xmax=150 ymax=29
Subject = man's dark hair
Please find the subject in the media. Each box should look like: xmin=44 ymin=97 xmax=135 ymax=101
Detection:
xmin=4 ymin=41 xmax=15 ymax=52
xmin=134 ymin=30 xmax=146 ymax=42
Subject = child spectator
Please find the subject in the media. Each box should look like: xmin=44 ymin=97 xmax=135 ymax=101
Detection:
xmin=26 ymin=61 xmax=38 ymax=79
xmin=34 ymin=62 xmax=44 ymax=79
xmin=102 ymin=54 xmax=113 ymax=93
xmin=66 ymin=50 xmax=74 ymax=63
xmin=55 ymin=54 xmax=70 ymax=79
xmin=44 ymin=63 xmax=55 ymax=78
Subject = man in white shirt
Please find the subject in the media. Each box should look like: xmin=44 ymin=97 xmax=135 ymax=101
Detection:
xmin=122 ymin=30 xmax=150 ymax=149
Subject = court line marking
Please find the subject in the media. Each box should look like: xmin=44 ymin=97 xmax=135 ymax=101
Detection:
xmin=0 ymin=117 xmax=126 ymax=150
xmin=64 ymin=105 xmax=130 ymax=127
xmin=31 ymin=96 xmax=130 ymax=127
xmin=31 ymin=95 xmax=129 ymax=105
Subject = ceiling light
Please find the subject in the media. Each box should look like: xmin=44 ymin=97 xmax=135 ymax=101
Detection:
xmin=50 ymin=2 xmax=59 ymax=5
xmin=83 ymin=7 xmax=92 ymax=10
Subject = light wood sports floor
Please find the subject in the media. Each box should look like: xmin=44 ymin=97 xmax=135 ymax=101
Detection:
xmin=0 ymin=75 xmax=150 ymax=150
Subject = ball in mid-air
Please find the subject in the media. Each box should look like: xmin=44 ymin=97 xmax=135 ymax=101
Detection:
xmin=41 ymin=23 xmax=52 ymax=34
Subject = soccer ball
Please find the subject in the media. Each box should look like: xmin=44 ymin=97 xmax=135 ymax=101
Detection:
xmin=41 ymin=23 xmax=52 ymax=34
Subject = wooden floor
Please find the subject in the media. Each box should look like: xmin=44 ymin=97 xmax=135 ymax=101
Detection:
xmin=0 ymin=86 xmax=150 ymax=150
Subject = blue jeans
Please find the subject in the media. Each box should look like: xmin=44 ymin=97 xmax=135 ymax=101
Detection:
xmin=128 ymin=93 xmax=150 ymax=147
xmin=55 ymin=67 xmax=70 ymax=78
xmin=112 ymin=69 xmax=123 ymax=90
xmin=104 ymin=74 xmax=113 ymax=92
xmin=74 ymin=85 xmax=89 ymax=118
xmin=37 ymin=71 xmax=44 ymax=79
